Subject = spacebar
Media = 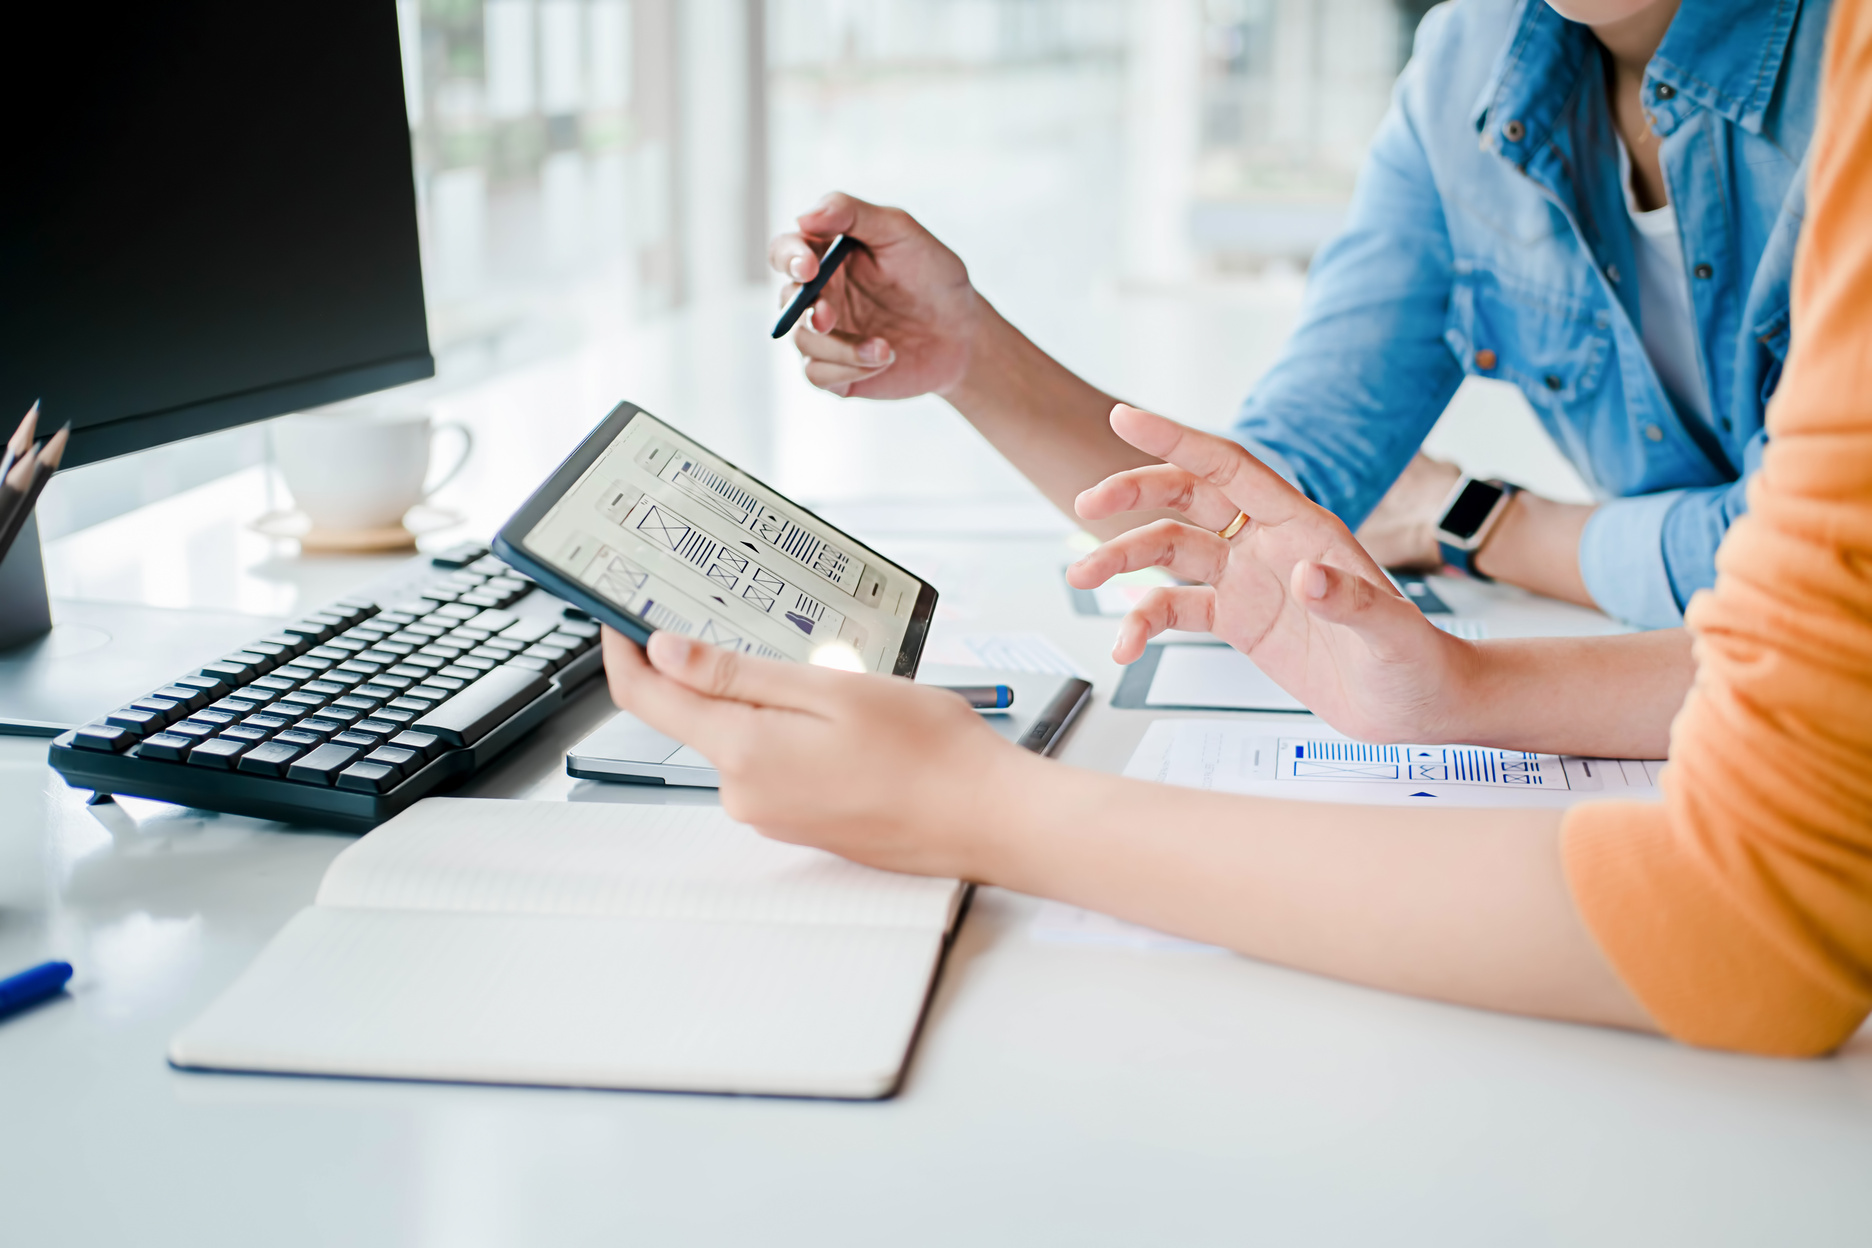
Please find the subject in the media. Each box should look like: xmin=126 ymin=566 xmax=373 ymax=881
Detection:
xmin=412 ymin=664 xmax=552 ymax=747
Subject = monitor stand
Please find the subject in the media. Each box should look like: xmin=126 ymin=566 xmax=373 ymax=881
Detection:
xmin=0 ymin=512 xmax=281 ymax=737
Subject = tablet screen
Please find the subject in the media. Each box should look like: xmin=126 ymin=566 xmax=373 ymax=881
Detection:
xmin=517 ymin=410 xmax=931 ymax=674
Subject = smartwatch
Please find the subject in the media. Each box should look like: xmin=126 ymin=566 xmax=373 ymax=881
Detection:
xmin=1433 ymin=476 xmax=1517 ymax=580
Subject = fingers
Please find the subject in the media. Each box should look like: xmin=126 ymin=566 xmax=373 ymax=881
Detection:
xmin=793 ymin=320 xmax=894 ymax=370
xmin=1112 ymin=586 xmax=1217 ymax=664
xmin=602 ymin=627 xmax=753 ymax=748
xmin=646 ymin=631 xmax=848 ymax=717
xmin=769 ymin=232 xmax=823 ymax=283
xmin=1290 ymin=562 xmax=1442 ymax=662
xmin=1066 ymin=518 xmax=1232 ymax=590
xmin=1075 ymin=463 xmax=1241 ymax=530
xmin=1106 ymin=404 xmax=1308 ymax=526
xmin=794 ymin=191 xmax=919 ymax=251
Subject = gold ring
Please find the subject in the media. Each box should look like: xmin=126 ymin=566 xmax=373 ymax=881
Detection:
xmin=1216 ymin=510 xmax=1249 ymax=540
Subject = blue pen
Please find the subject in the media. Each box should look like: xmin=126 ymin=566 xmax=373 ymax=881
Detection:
xmin=940 ymin=684 xmax=1014 ymax=711
xmin=0 ymin=961 xmax=73 ymax=1020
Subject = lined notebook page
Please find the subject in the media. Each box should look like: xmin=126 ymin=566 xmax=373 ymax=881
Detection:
xmin=169 ymin=908 xmax=945 ymax=1098
xmin=315 ymin=799 xmax=961 ymax=931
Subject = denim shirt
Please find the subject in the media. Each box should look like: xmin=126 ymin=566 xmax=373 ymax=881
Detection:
xmin=1232 ymin=0 xmax=1826 ymax=627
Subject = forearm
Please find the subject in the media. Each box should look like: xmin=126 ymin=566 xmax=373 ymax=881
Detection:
xmin=1443 ymin=629 xmax=1694 ymax=757
xmin=977 ymin=753 xmax=1651 ymax=1031
xmin=1472 ymin=492 xmax=1597 ymax=607
xmin=944 ymin=304 xmax=1174 ymax=538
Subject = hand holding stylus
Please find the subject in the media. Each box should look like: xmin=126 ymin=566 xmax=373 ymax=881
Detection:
xmin=768 ymin=192 xmax=983 ymax=400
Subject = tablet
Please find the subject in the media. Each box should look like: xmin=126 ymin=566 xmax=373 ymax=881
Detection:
xmin=494 ymin=402 xmax=938 ymax=676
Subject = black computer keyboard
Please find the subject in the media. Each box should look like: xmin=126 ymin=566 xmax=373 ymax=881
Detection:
xmin=48 ymin=542 xmax=605 ymax=831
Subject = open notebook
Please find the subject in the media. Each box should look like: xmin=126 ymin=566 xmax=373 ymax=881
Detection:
xmin=169 ymin=799 xmax=966 ymax=1099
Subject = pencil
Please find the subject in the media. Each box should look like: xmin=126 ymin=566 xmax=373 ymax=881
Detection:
xmin=0 ymin=422 xmax=67 ymax=565
xmin=0 ymin=401 xmax=38 ymax=486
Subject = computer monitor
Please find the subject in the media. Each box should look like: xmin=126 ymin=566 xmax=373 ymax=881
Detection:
xmin=0 ymin=1 xmax=433 ymax=731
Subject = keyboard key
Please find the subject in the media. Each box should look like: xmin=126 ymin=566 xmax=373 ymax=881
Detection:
xmin=291 ymin=654 xmax=334 ymax=672
xmin=435 ymin=602 xmax=481 ymax=621
xmin=316 ymin=706 xmax=362 ymax=725
xmin=335 ymin=760 xmax=401 ymax=794
xmin=244 ymin=711 xmax=296 ymax=732
xmin=358 ymin=681 xmax=408 ymax=698
xmin=386 ymin=663 xmax=433 ymax=680
xmin=151 ymin=684 xmax=211 ymax=711
xmin=226 ymin=648 xmax=279 ymax=672
xmin=105 ymin=707 xmax=166 ymax=736
xmin=555 ymin=618 xmax=600 ymax=641
xmin=130 ymin=696 xmax=184 ymax=721
xmin=176 ymin=673 xmax=232 ymax=697
xmin=546 ymin=631 xmax=594 ymax=653
xmin=366 ymin=707 xmax=417 ymax=727
xmin=466 ymin=646 xmax=511 ymax=662
xmin=431 ymin=540 xmax=491 ymax=568
xmin=325 ymin=636 xmax=371 ymax=654
xmin=281 ymin=691 xmax=328 ymax=711
xmin=273 ymin=728 xmax=327 ymax=749
xmin=416 ymin=643 xmax=465 ymax=661
xmin=389 ymin=730 xmax=444 ymax=760
xmin=193 ymin=707 xmax=240 ymax=727
xmin=305 ymin=645 xmax=349 ymax=662
xmin=404 ymin=621 xmax=450 ymax=638
xmin=244 ymin=640 xmax=293 ymax=663
xmin=458 ymin=591 xmax=503 ymax=608
xmin=371 ymin=640 xmax=418 ymax=656
xmin=71 ymin=724 xmax=133 ymax=752
xmin=505 ymin=654 xmax=552 ymax=673
xmin=303 ymin=679 xmax=346 ymax=696
xmin=255 ymin=631 xmax=310 ymax=655
xmin=168 ymin=719 xmax=220 ymax=741
xmin=387 ymin=695 xmax=435 ymax=713
xmin=304 ymin=610 xmax=348 ymax=629
xmin=418 ymin=587 xmax=460 ymax=604
xmin=236 ymin=740 xmax=305 ymax=777
xmin=465 ymin=609 xmax=517 ymax=633
xmin=376 ymin=610 xmax=419 ymax=627
xmin=133 ymin=733 xmax=194 ymax=761
xmin=411 ymin=664 xmax=551 ymax=747
xmin=364 ymin=744 xmax=423 ymax=777
xmin=287 ymin=743 xmax=362 ymax=785
xmin=296 ymin=716 xmax=346 ymax=737
xmin=447 ymin=627 xmax=493 ymax=643
xmin=211 ymin=696 xmax=267 ymax=716
xmin=322 ymin=669 xmax=365 ymax=687
xmin=187 ymin=737 xmax=249 ymax=769
xmin=468 ymin=555 xmax=508 ymax=575
xmin=355 ymin=715 xmax=404 ymax=735
xmin=501 ymin=617 xmax=559 ymax=644
xmin=454 ymin=655 xmax=499 ymax=672
xmin=335 ymin=659 xmax=382 ymax=677
xmin=409 ymin=684 xmax=455 ymax=701
xmin=329 ymin=601 xmax=377 ymax=623
xmin=521 ymin=644 xmax=568 ymax=670
xmin=219 ymin=724 xmax=272 ymax=745
xmin=200 ymin=659 xmax=260 ymax=682
xmin=427 ymin=672 xmax=472 ymax=689
xmin=227 ymin=684 xmax=279 ymax=704
xmin=333 ymin=694 xmax=380 ymax=713
xmin=388 ymin=598 xmax=434 ymax=617
xmin=355 ymin=649 xmax=401 ymax=665
xmin=260 ymin=670 xmax=309 ymax=688
xmin=332 ymin=729 xmax=387 ymax=749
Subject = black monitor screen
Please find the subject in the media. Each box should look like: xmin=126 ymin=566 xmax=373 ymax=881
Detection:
xmin=1 ymin=3 xmax=433 ymax=468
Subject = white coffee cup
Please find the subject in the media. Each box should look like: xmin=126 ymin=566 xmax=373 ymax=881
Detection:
xmin=272 ymin=411 xmax=473 ymax=532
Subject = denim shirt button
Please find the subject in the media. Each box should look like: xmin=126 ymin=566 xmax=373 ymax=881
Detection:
xmin=1501 ymin=119 xmax=1526 ymax=142
xmin=1694 ymin=262 xmax=1714 ymax=279
xmin=1543 ymin=374 xmax=1563 ymax=391
xmin=1475 ymin=348 xmax=1498 ymax=371
xmin=1606 ymin=263 xmax=1622 ymax=284
xmin=1655 ymin=82 xmax=1676 ymax=100
xmin=1643 ymin=423 xmax=1665 ymax=442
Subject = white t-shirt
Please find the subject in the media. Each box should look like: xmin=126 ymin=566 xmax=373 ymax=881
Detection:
xmin=1617 ymin=136 xmax=1713 ymax=427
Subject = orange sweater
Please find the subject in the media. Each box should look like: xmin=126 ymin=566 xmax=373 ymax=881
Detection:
xmin=1561 ymin=0 xmax=1872 ymax=1057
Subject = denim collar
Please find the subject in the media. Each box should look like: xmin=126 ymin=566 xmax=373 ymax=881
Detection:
xmin=1471 ymin=0 xmax=1803 ymax=156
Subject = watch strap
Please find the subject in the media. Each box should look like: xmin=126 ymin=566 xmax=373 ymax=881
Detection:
xmin=1438 ymin=541 xmax=1493 ymax=582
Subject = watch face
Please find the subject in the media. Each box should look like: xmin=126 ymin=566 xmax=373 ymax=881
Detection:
xmin=1440 ymin=479 xmax=1506 ymax=541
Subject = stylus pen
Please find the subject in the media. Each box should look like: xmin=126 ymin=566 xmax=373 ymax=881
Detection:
xmin=941 ymin=685 xmax=1014 ymax=711
xmin=772 ymin=234 xmax=860 ymax=339
xmin=0 ymin=961 xmax=73 ymax=1022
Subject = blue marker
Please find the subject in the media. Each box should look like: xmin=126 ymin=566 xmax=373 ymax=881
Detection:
xmin=0 ymin=961 xmax=73 ymax=1020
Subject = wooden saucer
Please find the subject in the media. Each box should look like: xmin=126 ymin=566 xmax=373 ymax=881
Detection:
xmin=250 ymin=507 xmax=461 ymax=553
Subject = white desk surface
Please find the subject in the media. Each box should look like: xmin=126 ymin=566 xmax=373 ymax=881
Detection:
xmin=5 ymin=481 xmax=1872 ymax=1247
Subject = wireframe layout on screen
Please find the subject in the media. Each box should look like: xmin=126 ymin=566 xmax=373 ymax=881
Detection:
xmin=514 ymin=410 xmax=930 ymax=674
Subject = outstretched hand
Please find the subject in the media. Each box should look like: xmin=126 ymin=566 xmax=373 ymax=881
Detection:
xmin=1068 ymin=405 xmax=1480 ymax=744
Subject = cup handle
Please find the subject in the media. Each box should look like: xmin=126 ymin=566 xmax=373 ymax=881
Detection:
xmin=422 ymin=421 xmax=475 ymax=501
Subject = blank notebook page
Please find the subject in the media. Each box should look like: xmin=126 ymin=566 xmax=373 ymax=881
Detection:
xmin=316 ymin=798 xmax=961 ymax=930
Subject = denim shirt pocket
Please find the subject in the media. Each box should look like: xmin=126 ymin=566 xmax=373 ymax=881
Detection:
xmin=1443 ymin=267 xmax=1612 ymax=406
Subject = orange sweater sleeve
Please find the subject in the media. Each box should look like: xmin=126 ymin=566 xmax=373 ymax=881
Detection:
xmin=1559 ymin=0 xmax=1872 ymax=1058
